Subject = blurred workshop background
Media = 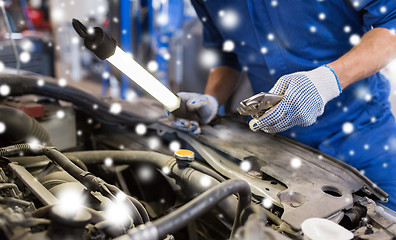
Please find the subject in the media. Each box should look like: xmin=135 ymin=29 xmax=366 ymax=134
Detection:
xmin=1 ymin=0 xmax=396 ymax=114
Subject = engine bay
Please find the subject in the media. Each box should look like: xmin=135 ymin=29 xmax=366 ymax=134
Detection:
xmin=0 ymin=73 xmax=396 ymax=240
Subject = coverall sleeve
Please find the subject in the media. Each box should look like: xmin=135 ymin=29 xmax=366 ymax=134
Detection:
xmin=191 ymin=0 xmax=241 ymax=71
xmin=347 ymin=0 xmax=396 ymax=29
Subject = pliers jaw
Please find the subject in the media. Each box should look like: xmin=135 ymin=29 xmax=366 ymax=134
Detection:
xmin=237 ymin=92 xmax=283 ymax=119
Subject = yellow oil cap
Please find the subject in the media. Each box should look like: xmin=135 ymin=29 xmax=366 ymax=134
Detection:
xmin=175 ymin=149 xmax=194 ymax=158
xmin=174 ymin=149 xmax=195 ymax=167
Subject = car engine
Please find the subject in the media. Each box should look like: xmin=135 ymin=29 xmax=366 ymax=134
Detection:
xmin=0 ymin=73 xmax=396 ymax=240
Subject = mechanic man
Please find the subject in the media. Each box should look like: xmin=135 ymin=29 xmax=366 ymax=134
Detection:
xmin=173 ymin=0 xmax=396 ymax=210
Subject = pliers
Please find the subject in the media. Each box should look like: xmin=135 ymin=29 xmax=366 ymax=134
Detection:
xmin=237 ymin=92 xmax=283 ymax=119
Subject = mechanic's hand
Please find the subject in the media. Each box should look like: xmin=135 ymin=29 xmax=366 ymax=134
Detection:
xmin=249 ymin=66 xmax=341 ymax=133
xmin=167 ymin=92 xmax=218 ymax=134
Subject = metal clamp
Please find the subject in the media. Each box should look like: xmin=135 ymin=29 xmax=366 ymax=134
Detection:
xmin=237 ymin=92 xmax=283 ymax=118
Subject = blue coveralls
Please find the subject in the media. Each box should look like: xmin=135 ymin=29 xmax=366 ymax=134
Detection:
xmin=191 ymin=0 xmax=396 ymax=210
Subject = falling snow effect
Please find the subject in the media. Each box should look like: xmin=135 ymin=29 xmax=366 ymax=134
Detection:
xmin=0 ymin=84 xmax=10 ymax=96
xmin=169 ymin=140 xmax=181 ymax=152
xmin=109 ymin=103 xmax=122 ymax=114
xmin=37 ymin=79 xmax=45 ymax=87
xmin=157 ymin=14 xmax=169 ymax=26
xmin=163 ymin=53 xmax=171 ymax=61
xmin=240 ymin=160 xmax=252 ymax=172
xmin=271 ymin=0 xmax=278 ymax=7
xmin=93 ymin=104 xmax=98 ymax=110
xmin=56 ymin=110 xmax=65 ymax=119
xmin=199 ymin=50 xmax=219 ymax=69
xmin=104 ymin=199 xmax=130 ymax=226
xmin=57 ymin=188 xmax=85 ymax=217
xmin=126 ymin=90 xmax=138 ymax=102
xmin=355 ymin=87 xmax=372 ymax=102
xmin=262 ymin=198 xmax=273 ymax=209
xmin=135 ymin=123 xmax=147 ymax=135
xmin=0 ymin=122 xmax=5 ymax=134
xmin=104 ymin=157 xmax=113 ymax=167
xmin=58 ymin=78 xmax=67 ymax=87
xmin=71 ymin=37 xmax=79 ymax=45
xmin=77 ymin=130 xmax=82 ymax=136
xmin=148 ymin=137 xmax=161 ymax=150
xmin=20 ymin=39 xmax=34 ymax=52
xmin=28 ymin=138 xmax=40 ymax=151
xmin=147 ymin=60 xmax=159 ymax=72
xmin=97 ymin=5 xmax=106 ymax=14
xmin=383 ymin=162 xmax=388 ymax=168
xmin=349 ymin=150 xmax=355 ymax=156
xmin=364 ymin=144 xmax=369 ymax=150
xmin=310 ymin=26 xmax=317 ymax=33
xmin=290 ymin=158 xmax=302 ymax=169
xmin=223 ymin=40 xmax=235 ymax=52
xmin=138 ymin=166 xmax=154 ymax=182
xmin=87 ymin=27 xmax=95 ymax=35
xmin=162 ymin=166 xmax=171 ymax=175
xmin=20 ymin=52 xmax=31 ymax=63
xmin=344 ymin=26 xmax=351 ymax=33
xmin=261 ymin=47 xmax=268 ymax=54
xmin=200 ymin=176 xmax=212 ymax=187
xmin=102 ymin=71 xmax=110 ymax=79
xmin=349 ymin=34 xmax=360 ymax=46
xmin=342 ymin=122 xmax=354 ymax=134
xmin=380 ymin=6 xmax=387 ymax=14
xmin=267 ymin=33 xmax=275 ymax=41
xmin=218 ymin=9 xmax=239 ymax=30
xmin=318 ymin=13 xmax=326 ymax=20
xmin=364 ymin=93 xmax=372 ymax=102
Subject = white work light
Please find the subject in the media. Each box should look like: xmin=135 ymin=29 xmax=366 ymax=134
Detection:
xmin=72 ymin=19 xmax=196 ymax=117
xmin=107 ymin=47 xmax=180 ymax=111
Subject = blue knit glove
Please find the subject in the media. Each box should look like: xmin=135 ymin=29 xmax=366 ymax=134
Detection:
xmin=249 ymin=66 xmax=342 ymax=133
xmin=167 ymin=92 xmax=218 ymax=134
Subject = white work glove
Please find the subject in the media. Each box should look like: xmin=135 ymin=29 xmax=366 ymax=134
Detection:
xmin=249 ymin=66 xmax=342 ymax=133
xmin=167 ymin=92 xmax=218 ymax=134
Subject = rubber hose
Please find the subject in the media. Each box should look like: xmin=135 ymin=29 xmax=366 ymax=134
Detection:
xmin=0 ymin=106 xmax=51 ymax=146
xmin=190 ymin=161 xmax=226 ymax=182
xmin=0 ymin=74 xmax=151 ymax=126
xmin=64 ymin=151 xmax=173 ymax=168
xmin=115 ymin=179 xmax=251 ymax=240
